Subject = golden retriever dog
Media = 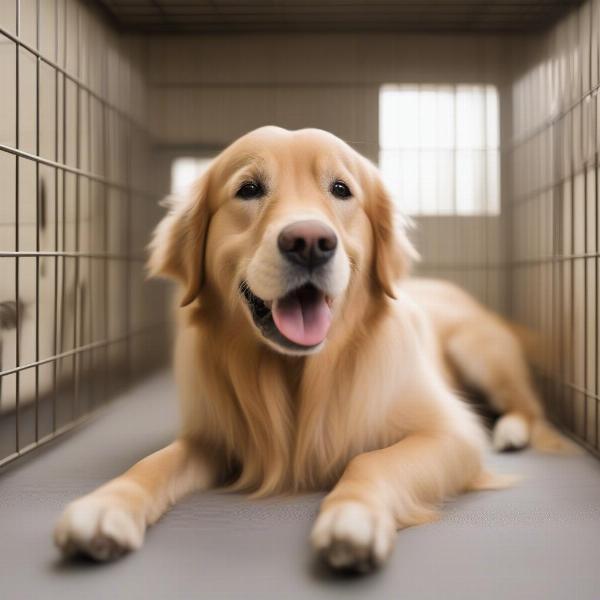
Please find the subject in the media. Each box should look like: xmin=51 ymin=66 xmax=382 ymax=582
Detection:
xmin=54 ymin=126 xmax=562 ymax=572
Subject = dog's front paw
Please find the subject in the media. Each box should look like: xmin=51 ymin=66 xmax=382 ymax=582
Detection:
xmin=311 ymin=501 xmax=396 ymax=573
xmin=54 ymin=495 xmax=145 ymax=561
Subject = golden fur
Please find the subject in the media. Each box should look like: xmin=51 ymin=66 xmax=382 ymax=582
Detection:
xmin=54 ymin=127 xmax=565 ymax=571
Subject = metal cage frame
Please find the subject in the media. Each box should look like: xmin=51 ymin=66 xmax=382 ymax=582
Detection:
xmin=0 ymin=0 xmax=167 ymax=468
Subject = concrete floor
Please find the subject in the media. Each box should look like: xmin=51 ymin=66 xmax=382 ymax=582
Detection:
xmin=1 ymin=371 xmax=600 ymax=599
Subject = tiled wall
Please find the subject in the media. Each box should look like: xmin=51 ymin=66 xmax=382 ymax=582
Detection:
xmin=0 ymin=0 xmax=168 ymax=466
xmin=509 ymin=0 xmax=599 ymax=455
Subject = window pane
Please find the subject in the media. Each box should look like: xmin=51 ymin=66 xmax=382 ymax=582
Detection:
xmin=171 ymin=157 xmax=213 ymax=195
xmin=486 ymin=85 xmax=500 ymax=149
xmin=379 ymin=84 xmax=499 ymax=216
xmin=379 ymin=89 xmax=404 ymax=150
xmin=379 ymin=149 xmax=402 ymax=201
xmin=436 ymin=87 xmax=455 ymax=149
xmin=399 ymin=151 xmax=419 ymax=214
xmin=456 ymin=85 xmax=484 ymax=149
xmin=456 ymin=149 xmax=477 ymax=213
xmin=419 ymin=89 xmax=438 ymax=149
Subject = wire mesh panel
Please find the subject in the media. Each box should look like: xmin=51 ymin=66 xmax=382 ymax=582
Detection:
xmin=509 ymin=0 xmax=600 ymax=457
xmin=0 ymin=0 xmax=168 ymax=468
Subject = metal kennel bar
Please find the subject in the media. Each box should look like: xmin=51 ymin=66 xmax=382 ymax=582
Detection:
xmin=0 ymin=0 xmax=168 ymax=468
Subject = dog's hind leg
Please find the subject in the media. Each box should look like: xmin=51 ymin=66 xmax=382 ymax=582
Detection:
xmin=444 ymin=319 xmax=545 ymax=451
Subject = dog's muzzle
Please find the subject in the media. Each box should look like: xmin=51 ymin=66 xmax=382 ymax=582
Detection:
xmin=240 ymin=220 xmax=341 ymax=352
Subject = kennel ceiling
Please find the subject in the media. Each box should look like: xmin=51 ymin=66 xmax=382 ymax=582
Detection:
xmin=95 ymin=0 xmax=585 ymax=34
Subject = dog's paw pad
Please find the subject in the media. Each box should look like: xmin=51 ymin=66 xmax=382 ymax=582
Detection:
xmin=54 ymin=497 xmax=145 ymax=561
xmin=311 ymin=501 xmax=395 ymax=573
xmin=493 ymin=413 xmax=530 ymax=452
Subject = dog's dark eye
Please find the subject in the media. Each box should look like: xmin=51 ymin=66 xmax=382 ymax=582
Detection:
xmin=236 ymin=181 xmax=264 ymax=200
xmin=330 ymin=180 xmax=352 ymax=199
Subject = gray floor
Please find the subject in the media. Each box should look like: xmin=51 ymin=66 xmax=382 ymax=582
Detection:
xmin=2 ymin=372 xmax=600 ymax=600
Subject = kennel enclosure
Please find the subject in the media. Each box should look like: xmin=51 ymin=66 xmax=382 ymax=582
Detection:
xmin=0 ymin=0 xmax=598 ymax=464
xmin=2 ymin=2 xmax=600 ymax=599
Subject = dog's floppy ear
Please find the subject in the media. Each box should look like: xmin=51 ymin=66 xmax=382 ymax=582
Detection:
xmin=147 ymin=174 xmax=210 ymax=307
xmin=367 ymin=174 xmax=419 ymax=299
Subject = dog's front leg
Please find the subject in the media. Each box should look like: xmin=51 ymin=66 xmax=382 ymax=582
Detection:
xmin=54 ymin=438 xmax=217 ymax=560
xmin=311 ymin=431 xmax=482 ymax=572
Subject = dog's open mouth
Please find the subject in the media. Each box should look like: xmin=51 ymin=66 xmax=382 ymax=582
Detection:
xmin=240 ymin=281 xmax=332 ymax=350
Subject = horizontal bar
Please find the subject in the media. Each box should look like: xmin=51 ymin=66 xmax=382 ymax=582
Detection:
xmin=0 ymin=251 xmax=146 ymax=260
xmin=0 ymin=322 xmax=167 ymax=378
xmin=510 ymin=253 xmax=600 ymax=267
xmin=0 ymin=416 xmax=90 ymax=469
xmin=560 ymin=381 xmax=600 ymax=405
xmin=547 ymin=417 xmax=600 ymax=460
xmin=511 ymin=162 xmax=600 ymax=207
xmin=508 ymin=81 xmax=600 ymax=150
xmin=419 ymin=262 xmax=506 ymax=271
xmin=0 ymin=143 xmax=158 ymax=199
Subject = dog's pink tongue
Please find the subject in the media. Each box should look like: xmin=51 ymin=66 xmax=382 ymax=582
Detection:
xmin=272 ymin=287 xmax=331 ymax=346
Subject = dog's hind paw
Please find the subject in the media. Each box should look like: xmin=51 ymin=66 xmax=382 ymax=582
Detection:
xmin=54 ymin=495 xmax=145 ymax=561
xmin=493 ymin=413 xmax=530 ymax=452
xmin=311 ymin=501 xmax=396 ymax=573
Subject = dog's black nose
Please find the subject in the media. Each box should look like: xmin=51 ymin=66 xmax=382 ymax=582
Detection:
xmin=278 ymin=220 xmax=337 ymax=268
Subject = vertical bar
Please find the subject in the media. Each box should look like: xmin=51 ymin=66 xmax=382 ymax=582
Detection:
xmin=34 ymin=0 xmax=40 ymax=443
xmin=505 ymin=86 xmax=515 ymax=320
xmin=125 ymin=119 xmax=132 ymax=387
xmin=87 ymin=43 xmax=93 ymax=410
xmin=72 ymin=0 xmax=81 ymax=418
xmin=551 ymin=60 xmax=561 ymax=421
xmin=124 ymin=28 xmax=133 ymax=388
xmin=595 ymin=55 xmax=600 ymax=453
xmin=558 ymin=116 xmax=566 ymax=426
xmin=551 ymin=122 xmax=558 ymax=420
xmin=482 ymin=85 xmax=489 ymax=307
xmin=52 ymin=0 xmax=59 ymax=435
xmin=15 ymin=0 xmax=20 ymax=453
xmin=416 ymin=85 xmax=421 ymax=216
xmin=102 ymin=42 xmax=109 ymax=406
xmin=590 ymin=3 xmax=599 ymax=454
xmin=583 ymin=139 xmax=589 ymax=442
xmin=61 ymin=0 xmax=67 ymax=422
xmin=582 ymin=8 xmax=590 ymax=446
xmin=596 ymin=143 xmax=599 ymax=451
xmin=570 ymin=119 xmax=575 ymax=433
xmin=452 ymin=85 xmax=458 ymax=293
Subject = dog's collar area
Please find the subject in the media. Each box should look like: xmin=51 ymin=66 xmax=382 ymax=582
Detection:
xmin=239 ymin=281 xmax=325 ymax=353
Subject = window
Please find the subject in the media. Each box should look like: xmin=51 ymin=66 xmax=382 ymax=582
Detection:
xmin=171 ymin=157 xmax=214 ymax=195
xmin=379 ymin=84 xmax=500 ymax=215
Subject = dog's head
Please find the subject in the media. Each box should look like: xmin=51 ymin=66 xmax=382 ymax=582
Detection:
xmin=149 ymin=127 xmax=417 ymax=356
